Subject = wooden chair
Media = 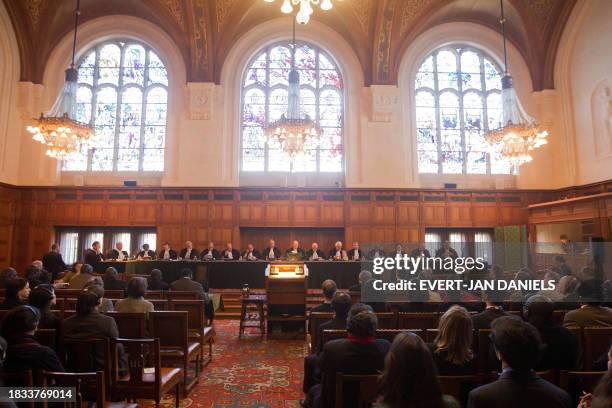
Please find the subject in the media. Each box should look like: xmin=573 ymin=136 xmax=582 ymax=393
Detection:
xmin=148 ymin=299 xmax=168 ymax=310
xmin=106 ymin=312 xmax=148 ymax=339
xmin=397 ymin=312 xmax=438 ymax=330
xmin=552 ymin=310 xmax=567 ymax=326
xmin=63 ymin=309 xmax=77 ymax=318
xmin=145 ymin=290 xmax=166 ymax=299
xmin=309 ymin=312 xmax=334 ymax=353
xmin=322 ymin=329 xmax=348 ymax=345
xmin=559 ymin=371 xmax=606 ymax=405
xmin=149 ymin=311 xmax=202 ymax=396
xmin=111 ymin=338 xmax=183 ymax=408
xmin=166 ymin=291 xmax=202 ymax=300
xmin=425 ymin=328 xmax=439 ymax=342
xmin=375 ymin=312 xmax=396 ymax=329
xmin=438 ymin=374 xmax=481 ymax=406
xmin=477 ymin=329 xmax=497 ymax=373
xmin=62 ymin=338 xmax=113 ymax=398
xmin=105 ymin=289 xmax=126 ymax=299
xmin=582 ymin=327 xmax=612 ymax=370
xmin=35 ymin=328 xmax=56 ymax=349
xmin=0 ymin=370 xmax=34 ymax=408
xmin=41 ymin=370 xmax=136 ymax=408
xmin=168 ymin=299 xmax=215 ymax=366
xmin=334 ymin=373 xmax=379 ymax=408
xmin=375 ymin=329 xmax=415 ymax=343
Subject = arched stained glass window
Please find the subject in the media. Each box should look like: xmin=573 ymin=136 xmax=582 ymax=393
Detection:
xmin=241 ymin=41 xmax=344 ymax=172
xmin=415 ymin=45 xmax=511 ymax=174
xmin=63 ymin=40 xmax=168 ymax=172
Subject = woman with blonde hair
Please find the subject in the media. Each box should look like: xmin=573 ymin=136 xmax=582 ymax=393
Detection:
xmin=428 ymin=305 xmax=476 ymax=375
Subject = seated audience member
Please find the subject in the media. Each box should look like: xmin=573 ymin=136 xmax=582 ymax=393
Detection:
xmin=0 ymin=278 xmax=30 ymax=310
xmin=328 ymin=241 xmax=348 ymax=261
xmin=42 ymin=243 xmax=67 ymax=282
xmin=471 ymin=288 xmax=509 ymax=330
xmin=306 ymin=242 xmax=325 ymax=261
xmin=467 ymin=317 xmax=572 ymax=408
xmin=306 ymin=306 xmax=390 ymax=408
xmin=523 ymin=295 xmax=578 ymax=370
xmin=83 ymin=279 xmax=114 ymax=313
xmin=158 ymin=242 xmax=177 ymax=260
xmin=552 ymin=255 xmax=572 ymax=277
xmin=578 ymin=369 xmax=612 ymax=408
xmin=221 ymin=242 xmax=240 ymax=260
xmin=368 ymin=247 xmax=385 ymax=259
xmin=115 ymin=277 xmax=154 ymax=314
xmin=148 ymin=269 xmax=169 ymax=290
xmin=102 ymin=266 xmax=127 ymax=291
xmin=241 ymin=243 xmax=261 ymax=261
xmin=262 ymin=239 xmax=281 ymax=261
xmin=488 ymin=264 xmax=504 ymax=280
xmin=536 ymin=270 xmax=563 ymax=301
xmin=171 ymin=268 xmax=214 ymax=320
xmin=28 ymin=284 xmax=61 ymax=333
xmin=84 ymin=241 xmax=104 ymax=266
xmin=137 ymin=243 xmax=156 ymax=259
xmin=68 ymin=263 xmax=95 ymax=289
xmin=285 ymin=240 xmax=305 ymax=260
xmin=107 ymin=241 xmax=128 ymax=260
xmin=563 ymin=279 xmax=612 ymax=327
xmin=349 ymin=270 xmax=372 ymax=292
xmin=179 ymin=241 xmax=199 ymax=260
xmin=429 ymin=305 xmax=476 ymax=375
xmin=62 ymin=291 xmax=125 ymax=373
xmin=25 ymin=264 xmax=50 ymax=288
xmin=505 ymin=268 xmax=537 ymax=305
xmin=556 ymin=274 xmax=581 ymax=306
xmin=376 ymin=331 xmax=459 ymax=408
xmin=347 ymin=241 xmax=363 ymax=261
xmin=0 ymin=267 xmax=17 ymax=288
xmin=311 ymin=280 xmax=337 ymax=314
xmin=201 ymin=242 xmax=219 ymax=260
xmin=57 ymin=262 xmax=81 ymax=284
xmin=1 ymin=306 xmax=64 ymax=381
xmin=410 ymin=242 xmax=431 ymax=259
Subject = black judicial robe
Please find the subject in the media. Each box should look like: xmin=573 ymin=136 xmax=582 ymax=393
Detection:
xmin=305 ymin=249 xmax=326 ymax=260
xmin=220 ymin=249 xmax=240 ymax=260
xmin=200 ymin=248 xmax=220 ymax=260
xmin=241 ymin=250 xmax=262 ymax=260
xmin=84 ymin=249 xmax=104 ymax=266
xmin=107 ymin=249 xmax=129 ymax=260
xmin=158 ymin=249 xmax=178 ymax=260
xmin=179 ymin=248 xmax=200 ymax=260
xmin=262 ymin=247 xmax=282 ymax=260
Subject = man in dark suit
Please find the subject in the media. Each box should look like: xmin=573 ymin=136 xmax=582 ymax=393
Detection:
xmin=220 ymin=242 xmax=240 ymax=260
xmin=179 ymin=241 xmax=199 ymax=260
xmin=472 ymin=288 xmax=508 ymax=330
xmin=306 ymin=305 xmax=390 ymax=408
xmin=158 ymin=242 xmax=177 ymax=260
xmin=107 ymin=242 xmax=129 ymax=260
xmin=410 ymin=243 xmax=431 ymax=259
xmin=102 ymin=267 xmax=127 ymax=291
xmin=285 ymin=240 xmax=305 ymax=260
xmin=137 ymin=243 xmax=156 ymax=259
xmin=200 ymin=242 xmax=219 ymax=260
xmin=84 ymin=241 xmax=104 ymax=268
xmin=311 ymin=280 xmax=337 ymax=314
xmin=347 ymin=242 xmax=364 ymax=261
xmin=262 ymin=239 xmax=281 ymax=261
xmin=563 ymin=279 xmax=612 ymax=328
xmin=305 ymin=242 xmax=325 ymax=260
xmin=435 ymin=241 xmax=459 ymax=259
xmin=241 ymin=243 xmax=261 ymax=261
xmin=348 ymin=270 xmax=372 ymax=292
xmin=523 ymin=295 xmax=578 ymax=371
xmin=467 ymin=317 xmax=572 ymax=408
xmin=42 ymin=243 xmax=67 ymax=282
xmin=170 ymin=268 xmax=214 ymax=320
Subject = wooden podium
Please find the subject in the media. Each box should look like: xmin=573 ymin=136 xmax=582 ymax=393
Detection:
xmin=265 ymin=262 xmax=307 ymax=339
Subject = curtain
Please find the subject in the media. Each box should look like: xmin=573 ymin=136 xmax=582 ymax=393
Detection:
xmin=475 ymin=231 xmax=494 ymax=264
xmin=424 ymin=231 xmax=441 ymax=256
xmin=111 ymin=232 xmax=131 ymax=254
xmin=449 ymin=232 xmax=466 ymax=257
xmin=59 ymin=232 xmax=79 ymax=264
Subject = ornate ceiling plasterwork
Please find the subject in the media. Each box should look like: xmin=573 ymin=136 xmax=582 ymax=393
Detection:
xmin=349 ymin=0 xmax=374 ymax=34
xmin=526 ymin=0 xmax=560 ymax=39
xmin=26 ymin=0 xmax=42 ymax=29
xmin=161 ymin=0 xmax=184 ymax=27
xmin=400 ymin=0 xmax=435 ymax=38
xmin=215 ymin=0 xmax=238 ymax=32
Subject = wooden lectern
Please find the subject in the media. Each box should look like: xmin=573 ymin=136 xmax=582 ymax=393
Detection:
xmin=265 ymin=262 xmax=307 ymax=339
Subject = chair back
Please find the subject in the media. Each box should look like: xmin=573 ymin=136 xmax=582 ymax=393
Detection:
xmin=552 ymin=310 xmax=567 ymax=326
xmin=375 ymin=329 xmax=410 ymax=343
xmin=322 ymin=329 xmax=347 ymax=345
xmin=425 ymin=328 xmax=439 ymax=342
xmin=105 ymin=289 xmax=126 ymax=299
xmin=309 ymin=312 xmax=334 ymax=352
xmin=582 ymin=327 xmax=612 ymax=370
xmin=41 ymin=371 xmax=105 ymax=408
xmin=168 ymin=299 xmax=206 ymax=331
xmin=111 ymin=338 xmax=162 ymax=394
xmin=0 ymin=371 xmax=34 ymax=408
xmin=149 ymin=311 xmax=189 ymax=350
xmin=106 ymin=312 xmax=147 ymax=339
xmin=374 ymin=312 xmax=396 ymax=329
xmin=438 ymin=374 xmax=481 ymax=404
xmin=397 ymin=312 xmax=438 ymax=330
xmin=559 ymin=370 xmax=606 ymax=405
xmin=34 ymin=328 xmax=56 ymax=349
xmin=334 ymin=373 xmax=379 ymax=408
xmin=148 ymin=299 xmax=168 ymax=310
xmin=145 ymin=290 xmax=165 ymax=299
xmin=62 ymin=338 xmax=112 ymax=396
xmin=477 ymin=329 xmax=493 ymax=372
xmin=167 ymin=291 xmax=201 ymax=300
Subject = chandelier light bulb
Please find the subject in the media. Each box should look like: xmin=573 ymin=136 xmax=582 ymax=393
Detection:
xmin=296 ymin=10 xmax=310 ymax=24
xmin=281 ymin=0 xmax=293 ymax=13
xmin=321 ymin=0 xmax=333 ymax=11
xmin=264 ymin=0 xmax=275 ymax=2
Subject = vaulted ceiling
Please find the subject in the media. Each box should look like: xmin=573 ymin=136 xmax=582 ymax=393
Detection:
xmin=3 ymin=0 xmax=576 ymax=90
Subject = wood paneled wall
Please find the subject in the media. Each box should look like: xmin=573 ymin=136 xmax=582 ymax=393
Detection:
xmin=0 ymin=179 xmax=610 ymax=272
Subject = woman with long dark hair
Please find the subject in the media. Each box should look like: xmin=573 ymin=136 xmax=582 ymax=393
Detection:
xmin=376 ymin=331 xmax=459 ymax=408
xmin=0 ymin=278 xmax=30 ymax=310
xmin=429 ymin=305 xmax=476 ymax=375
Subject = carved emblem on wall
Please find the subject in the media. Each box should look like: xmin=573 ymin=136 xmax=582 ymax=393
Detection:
xmin=591 ymin=80 xmax=612 ymax=159
xmin=27 ymin=0 xmax=44 ymax=28
xmin=370 ymin=85 xmax=398 ymax=122
xmin=188 ymin=83 xmax=214 ymax=120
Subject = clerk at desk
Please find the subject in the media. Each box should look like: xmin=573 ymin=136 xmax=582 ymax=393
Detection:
xmin=241 ymin=243 xmax=261 ymax=261
xmin=179 ymin=241 xmax=199 ymax=260
xmin=285 ymin=240 xmax=305 ymax=260
xmin=221 ymin=242 xmax=240 ymax=260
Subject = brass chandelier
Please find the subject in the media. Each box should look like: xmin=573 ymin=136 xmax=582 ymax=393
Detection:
xmin=265 ymin=19 xmax=321 ymax=159
xmin=26 ymin=0 xmax=93 ymax=160
xmin=264 ymin=0 xmax=339 ymax=25
xmin=483 ymin=0 xmax=548 ymax=167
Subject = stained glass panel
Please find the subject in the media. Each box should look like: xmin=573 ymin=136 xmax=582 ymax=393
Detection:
xmin=241 ymin=42 xmax=343 ymax=172
xmin=67 ymin=40 xmax=168 ymax=172
xmin=415 ymin=45 xmax=511 ymax=174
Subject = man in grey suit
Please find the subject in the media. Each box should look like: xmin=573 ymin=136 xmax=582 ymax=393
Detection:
xmin=563 ymin=279 xmax=612 ymax=328
xmin=170 ymin=268 xmax=214 ymax=321
xmin=68 ymin=264 xmax=96 ymax=289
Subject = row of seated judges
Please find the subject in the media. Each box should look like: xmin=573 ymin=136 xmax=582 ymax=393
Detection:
xmin=302 ymin=278 xmax=612 ymax=408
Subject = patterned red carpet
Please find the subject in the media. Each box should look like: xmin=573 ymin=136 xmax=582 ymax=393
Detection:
xmin=143 ymin=320 xmax=307 ymax=407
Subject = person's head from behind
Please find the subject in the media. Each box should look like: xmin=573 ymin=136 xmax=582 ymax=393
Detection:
xmin=127 ymin=277 xmax=147 ymax=299
xmin=435 ymin=305 xmax=474 ymax=364
xmin=150 ymin=269 xmax=162 ymax=281
xmin=482 ymin=287 xmax=503 ymax=306
xmin=523 ymin=295 xmax=554 ymax=328
xmin=558 ymin=275 xmax=579 ymax=294
xmin=6 ymin=278 xmax=30 ymax=302
xmin=0 ymin=267 xmax=17 ymax=281
xmin=51 ymin=243 xmax=59 ymax=252
xmin=0 ymin=306 xmax=40 ymax=339
xmin=81 ymin=264 xmax=94 ymax=276
xmin=32 ymin=260 xmax=43 ymax=270
xmin=83 ymin=279 xmax=105 ymax=299
xmin=379 ymin=331 xmax=445 ymax=408
xmin=76 ymin=291 xmax=101 ymax=316
xmin=321 ymin=279 xmax=337 ymax=301
xmin=543 ymin=269 xmax=561 ymax=284
xmin=29 ymin=284 xmax=56 ymax=312
xmin=577 ymin=279 xmax=604 ymax=305
xmin=330 ymin=291 xmax=351 ymax=319
xmin=346 ymin=308 xmax=377 ymax=338
xmin=490 ymin=316 xmax=542 ymax=372
xmin=104 ymin=267 xmax=118 ymax=279
xmin=347 ymin=303 xmax=373 ymax=322
xmin=181 ymin=268 xmax=193 ymax=279
xmin=488 ymin=264 xmax=503 ymax=280
xmin=358 ymin=270 xmax=372 ymax=285
xmin=590 ymin=369 xmax=612 ymax=408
